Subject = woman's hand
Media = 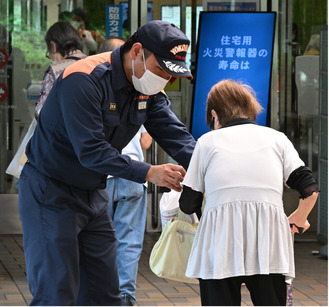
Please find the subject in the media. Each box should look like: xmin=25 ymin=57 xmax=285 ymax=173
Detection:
xmin=288 ymin=213 xmax=310 ymax=234
xmin=288 ymin=191 xmax=318 ymax=234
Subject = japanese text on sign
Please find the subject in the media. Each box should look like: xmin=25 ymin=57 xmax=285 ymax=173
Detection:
xmin=201 ymin=35 xmax=269 ymax=70
xmin=191 ymin=12 xmax=276 ymax=140
xmin=106 ymin=5 xmax=122 ymax=38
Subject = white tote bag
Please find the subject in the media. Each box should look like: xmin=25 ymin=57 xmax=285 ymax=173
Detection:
xmin=6 ymin=118 xmax=37 ymax=178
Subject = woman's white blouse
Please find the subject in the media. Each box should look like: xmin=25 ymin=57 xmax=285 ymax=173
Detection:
xmin=183 ymin=124 xmax=304 ymax=283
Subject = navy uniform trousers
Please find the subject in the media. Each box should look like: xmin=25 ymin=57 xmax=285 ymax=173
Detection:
xmin=18 ymin=163 xmax=121 ymax=306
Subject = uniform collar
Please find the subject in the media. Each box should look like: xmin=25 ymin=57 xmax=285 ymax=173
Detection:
xmin=111 ymin=46 xmax=132 ymax=93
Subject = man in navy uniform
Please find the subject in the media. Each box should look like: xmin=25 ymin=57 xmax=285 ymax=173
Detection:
xmin=19 ymin=20 xmax=196 ymax=305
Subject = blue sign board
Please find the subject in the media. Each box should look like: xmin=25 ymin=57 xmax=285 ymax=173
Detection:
xmin=106 ymin=5 xmax=123 ymax=38
xmin=191 ymin=12 xmax=276 ymax=140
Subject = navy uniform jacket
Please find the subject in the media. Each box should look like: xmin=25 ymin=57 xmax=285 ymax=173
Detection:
xmin=26 ymin=47 xmax=196 ymax=190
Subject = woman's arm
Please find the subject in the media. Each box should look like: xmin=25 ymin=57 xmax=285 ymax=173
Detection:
xmin=286 ymin=166 xmax=320 ymax=234
xmin=179 ymin=185 xmax=203 ymax=219
xmin=288 ymin=192 xmax=319 ymax=234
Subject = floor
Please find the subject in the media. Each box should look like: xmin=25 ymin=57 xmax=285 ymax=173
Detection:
xmin=0 ymin=232 xmax=327 ymax=306
xmin=0 ymin=194 xmax=327 ymax=306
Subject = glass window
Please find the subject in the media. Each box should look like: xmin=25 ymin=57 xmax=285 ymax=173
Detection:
xmin=1 ymin=0 xmax=49 ymax=194
xmin=161 ymin=5 xmax=203 ymax=69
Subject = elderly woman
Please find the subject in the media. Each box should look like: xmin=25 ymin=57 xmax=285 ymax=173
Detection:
xmin=35 ymin=21 xmax=86 ymax=117
xmin=179 ymin=79 xmax=319 ymax=306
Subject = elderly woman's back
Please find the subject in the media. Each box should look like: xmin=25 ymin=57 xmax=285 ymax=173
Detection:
xmin=179 ymin=79 xmax=319 ymax=306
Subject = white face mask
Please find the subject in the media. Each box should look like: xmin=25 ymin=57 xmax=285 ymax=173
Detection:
xmin=51 ymin=53 xmax=58 ymax=65
xmin=132 ymin=49 xmax=170 ymax=95
xmin=70 ymin=20 xmax=84 ymax=30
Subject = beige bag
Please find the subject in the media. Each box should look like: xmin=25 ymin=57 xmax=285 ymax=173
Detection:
xmin=149 ymin=211 xmax=198 ymax=284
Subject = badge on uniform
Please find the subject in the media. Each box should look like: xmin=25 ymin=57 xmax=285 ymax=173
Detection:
xmin=110 ymin=103 xmax=116 ymax=111
xmin=138 ymin=101 xmax=147 ymax=110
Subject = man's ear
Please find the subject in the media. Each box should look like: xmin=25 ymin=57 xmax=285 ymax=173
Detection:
xmin=130 ymin=42 xmax=143 ymax=60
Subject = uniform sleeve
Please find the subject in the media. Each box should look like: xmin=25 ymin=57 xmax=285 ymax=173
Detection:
xmin=58 ymin=73 xmax=150 ymax=183
xmin=144 ymin=92 xmax=196 ymax=170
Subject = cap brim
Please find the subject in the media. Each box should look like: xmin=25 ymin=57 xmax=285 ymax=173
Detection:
xmin=154 ymin=54 xmax=193 ymax=80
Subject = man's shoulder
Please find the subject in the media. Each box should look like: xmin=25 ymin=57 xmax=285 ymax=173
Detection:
xmin=62 ymin=52 xmax=112 ymax=79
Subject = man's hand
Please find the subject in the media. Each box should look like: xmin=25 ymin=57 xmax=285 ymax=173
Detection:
xmin=145 ymin=164 xmax=186 ymax=192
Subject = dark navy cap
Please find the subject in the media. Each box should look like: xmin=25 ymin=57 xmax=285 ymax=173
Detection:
xmin=136 ymin=20 xmax=193 ymax=79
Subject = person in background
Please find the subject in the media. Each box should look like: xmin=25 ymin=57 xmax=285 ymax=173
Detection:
xmin=6 ymin=21 xmax=86 ymax=191
xmin=35 ymin=21 xmax=87 ymax=118
xmin=69 ymin=7 xmax=87 ymax=30
xmin=179 ymin=79 xmax=319 ymax=306
xmin=19 ymin=20 xmax=196 ymax=305
xmin=98 ymin=37 xmax=125 ymax=54
xmin=58 ymin=11 xmax=73 ymax=23
xmin=69 ymin=7 xmax=102 ymax=55
xmin=106 ymin=126 xmax=152 ymax=306
xmin=99 ymin=37 xmax=153 ymax=306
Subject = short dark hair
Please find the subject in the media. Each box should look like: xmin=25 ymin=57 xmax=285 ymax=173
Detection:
xmin=121 ymin=32 xmax=138 ymax=54
xmin=45 ymin=21 xmax=83 ymax=57
xmin=72 ymin=8 xmax=86 ymax=21
xmin=121 ymin=32 xmax=151 ymax=59
xmin=58 ymin=11 xmax=73 ymax=23
xmin=98 ymin=37 xmax=125 ymax=53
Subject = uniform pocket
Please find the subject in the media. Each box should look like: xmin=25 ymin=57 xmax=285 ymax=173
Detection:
xmin=103 ymin=112 xmax=120 ymax=139
xmin=130 ymin=109 xmax=147 ymax=126
xmin=103 ymin=111 xmax=120 ymax=127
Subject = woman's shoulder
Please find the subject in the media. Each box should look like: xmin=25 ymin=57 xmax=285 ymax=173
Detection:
xmin=256 ymin=125 xmax=289 ymax=139
xmin=66 ymin=49 xmax=87 ymax=60
xmin=197 ymin=130 xmax=215 ymax=143
xmin=51 ymin=55 xmax=85 ymax=79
